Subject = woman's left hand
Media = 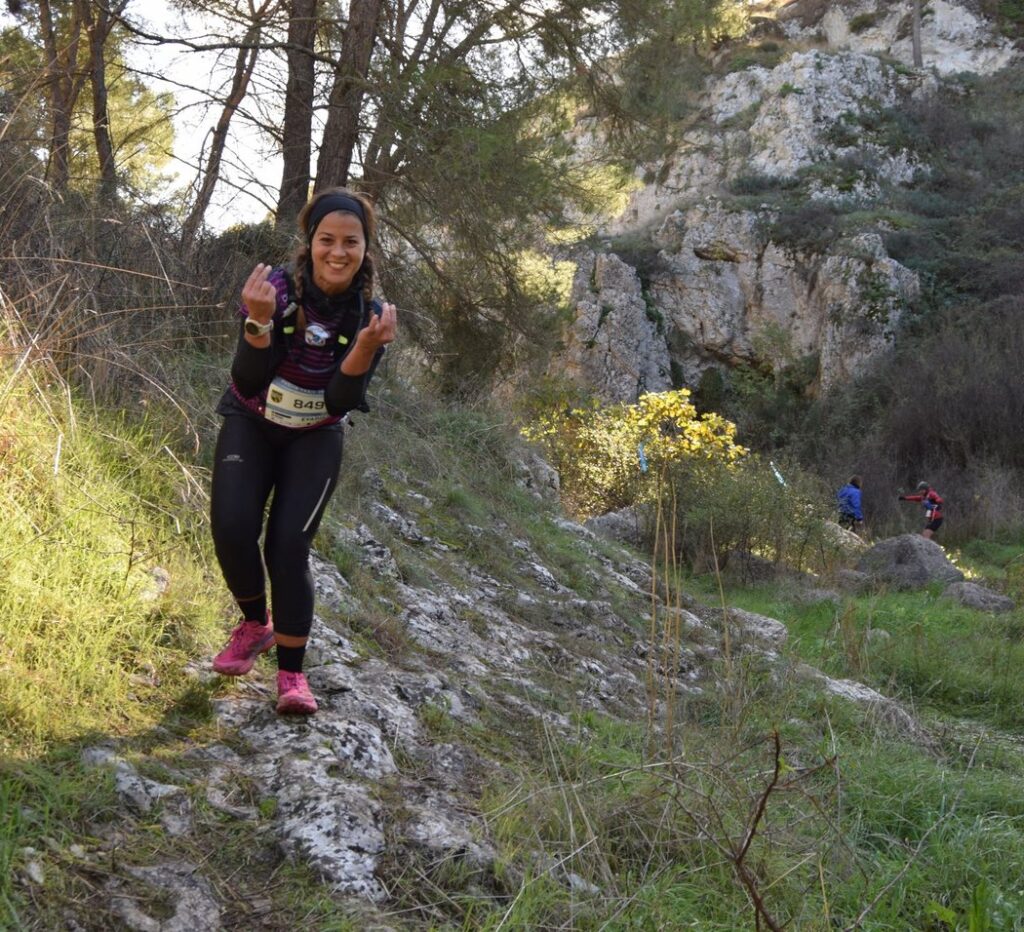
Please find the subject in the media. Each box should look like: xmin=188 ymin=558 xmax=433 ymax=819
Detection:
xmin=340 ymin=302 xmax=397 ymax=376
xmin=358 ymin=302 xmax=397 ymax=351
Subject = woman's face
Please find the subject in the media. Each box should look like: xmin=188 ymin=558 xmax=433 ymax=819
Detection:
xmin=310 ymin=211 xmax=366 ymax=295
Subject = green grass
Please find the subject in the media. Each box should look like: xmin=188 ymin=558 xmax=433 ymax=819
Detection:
xmin=0 ymin=364 xmax=226 ymax=925
xmin=953 ymin=537 xmax=1024 ymax=586
xmin=0 ymin=374 xmax=224 ymax=752
xmin=0 ymin=746 xmax=120 ymax=928
xmin=463 ymin=677 xmax=1024 ymax=930
xmin=688 ymin=571 xmax=1024 ymax=729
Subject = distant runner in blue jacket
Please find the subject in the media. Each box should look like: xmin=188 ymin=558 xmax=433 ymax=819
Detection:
xmin=837 ymin=475 xmax=864 ymax=534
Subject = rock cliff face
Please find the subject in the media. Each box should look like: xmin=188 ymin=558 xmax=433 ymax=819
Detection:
xmin=557 ymin=251 xmax=673 ymax=399
xmin=549 ymin=1 xmax=1018 ymax=402
xmin=780 ymin=0 xmax=1019 ymax=75
xmin=649 ymin=205 xmax=919 ymax=390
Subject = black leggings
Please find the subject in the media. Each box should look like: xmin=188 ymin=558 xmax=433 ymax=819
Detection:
xmin=210 ymin=414 xmax=343 ymax=638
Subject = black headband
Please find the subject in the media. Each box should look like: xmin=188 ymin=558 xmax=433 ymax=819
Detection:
xmin=307 ymin=194 xmax=368 ymax=242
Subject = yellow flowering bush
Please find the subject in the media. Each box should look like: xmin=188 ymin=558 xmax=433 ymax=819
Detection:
xmin=522 ymin=389 xmax=746 ymax=518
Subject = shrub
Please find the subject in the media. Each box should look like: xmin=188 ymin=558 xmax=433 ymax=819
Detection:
xmin=521 ymin=389 xmax=745 ymax=518
xmin=605 ymin=231 xmax=668 ymax=282
xmin=721 ymin=357 xmax=818 ymax=453
xmin=729 ymin=173 xmax=800 ymax=195
xmin=724 ymin=43 xmax=785 ymax=73
xmin=661 ymin=454 xmax=835 ymax=574
xmin=849 ymin=12 xmax=879 ymax=33
xmin=766 ymin=202 xmax=841 ymax=254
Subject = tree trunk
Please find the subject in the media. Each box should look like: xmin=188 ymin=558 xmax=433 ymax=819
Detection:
xmin=39 ymin=0 xmax=85 ymax=194
xmin=314 ymin=0 xmax=382 ymax=190
xmin=181 ymin=25 xmax=261 ymax=249
xmin=275 ymin=0 xmax=319 ymax=225
xmin=79 ymin=0 xmax=122 ymax=202
xmin=911 ymin=0 xmax=923 ymax=67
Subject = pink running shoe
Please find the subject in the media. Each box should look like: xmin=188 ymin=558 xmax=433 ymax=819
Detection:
xmin=276 ymin=671 xmax=318 ymax=715
xmin=212 ymin=618 xmax=275 ymax=676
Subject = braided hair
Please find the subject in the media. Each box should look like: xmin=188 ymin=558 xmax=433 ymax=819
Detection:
xmin=290 ymin=187 xmax=377 ymax=306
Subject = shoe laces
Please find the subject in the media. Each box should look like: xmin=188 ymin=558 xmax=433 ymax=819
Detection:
xmin=233 ymin=620 xmax=268 ymax=643
xmin=278 ymin=671 xmax=309 ymax=693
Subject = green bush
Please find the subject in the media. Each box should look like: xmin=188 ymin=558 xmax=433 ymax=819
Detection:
xmin=849 ymin=12 xmax=879 ymax=33
xmin=660 ymin=454 xmax=835 ymax=574
xmin=766 ymin=202 xmax=841 ymax=254
xmin=724 ymin=43 xmax=785 ymax=73
xmin=728 ymin=172 xmax=800 ymax=195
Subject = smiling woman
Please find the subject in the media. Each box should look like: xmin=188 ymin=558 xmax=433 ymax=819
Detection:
xmin=208 ymin=186 xmax=397 ymax=715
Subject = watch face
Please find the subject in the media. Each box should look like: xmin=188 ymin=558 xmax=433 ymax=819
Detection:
xmin=245 ymin=319 xmax=270 ymax=336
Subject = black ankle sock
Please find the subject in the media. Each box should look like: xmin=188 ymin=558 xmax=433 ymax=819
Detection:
xmin=238 ymin=594 xmax=268 ymax=624
xmin=277 ymin=645 xmax=306 ymax=673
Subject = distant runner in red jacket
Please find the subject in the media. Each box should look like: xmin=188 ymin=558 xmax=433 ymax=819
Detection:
xmin=899 ymin=482 xmax=944 ymax=539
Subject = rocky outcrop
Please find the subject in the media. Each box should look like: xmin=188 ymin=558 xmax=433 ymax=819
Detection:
xmin=708 ymin=50 xmax=931 ymax=184
xmin=779 ymin=0 xmax=1020 ymax=76
xmin=584 ymin=505 xmax=647 ymax=547
xmin=943 ymin=580 xmax=1015 ymax=613
xmin=552 ymin=50 xmax=929 ymax=399
xmin=555 ymin=249 xmax=672 ymax=400
xmin=856 ymin=534 xmax=965 ymax=589
xmin=799 ymin=666 xmax=927 ymax=741
xmin=649 ymin=205 xmax=918 ymax=390
xmin=605 ymin=50 xmax=933 ymax=238
xmin=549 ymin=0 xmax=1019 ymax=401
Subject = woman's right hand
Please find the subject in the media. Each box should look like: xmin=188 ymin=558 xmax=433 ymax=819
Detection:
xmin=241 ymin=263 xmax=277 ymax=323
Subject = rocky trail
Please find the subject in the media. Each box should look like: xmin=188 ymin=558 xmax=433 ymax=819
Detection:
xmin=31 ymin=473 xmax=990 ymax=929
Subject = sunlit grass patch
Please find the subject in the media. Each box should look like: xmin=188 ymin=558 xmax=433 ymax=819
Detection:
xmin=953 ymin=537 xmax=1024 ymax=586
xmin=0 ymin=369 xmax=223 ymax=754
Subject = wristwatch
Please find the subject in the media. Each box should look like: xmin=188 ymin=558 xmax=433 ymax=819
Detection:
xmin=244 ymin=317 xmax=274 ymax=337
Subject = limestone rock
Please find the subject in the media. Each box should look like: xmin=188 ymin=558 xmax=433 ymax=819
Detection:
xmin=271 ymin=758 xmax=386 ymax=899
xmin=107 ymin=862 xmax=221 ymax=932
xmin=334 ymin=523 xmax=401 ymax=580
xmin=554 ymin=249 xmax=672 ymax=402
xmin=514 ymin=450 xmax=561 ymax=500
xmin=600 ymin=50 xmax=932 ymax=239
xmin=370 ymin=502 xmax=428 ymax=541
xmin=398 ymin=791 xmax=496 ymax=870
xmin=801 ymin=667 xmax=925 ymax=740
xmin=727 ymin=607 xmax=789 ymax=649
xmin=836 ymin=568 xmax=871 ymax=593
xmin=822 ymin=520 xmax=870 ymax=555
xmin=780 ymin=0 xmax=1019 ymax=75
xmin=585 ymin=506 xmax=646 ymax=547
xmin=943 ymin=581 xmax=1015 ymax=614
xmin=81 ymin=747 xmax=192 ymax=836
xmin=857 ymin=534 xmax=964 ymax=589
xmin=791 ymin=587 xmax=842 ymax=607
xmin=710 ymin=51 xmax=925 ymax=181
xmin=649 ymin=203 xmax=919 ymax=391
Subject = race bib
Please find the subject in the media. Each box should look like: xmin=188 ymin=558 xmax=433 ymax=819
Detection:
xmin=265 ymin=377 xmax=327 ymax=428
